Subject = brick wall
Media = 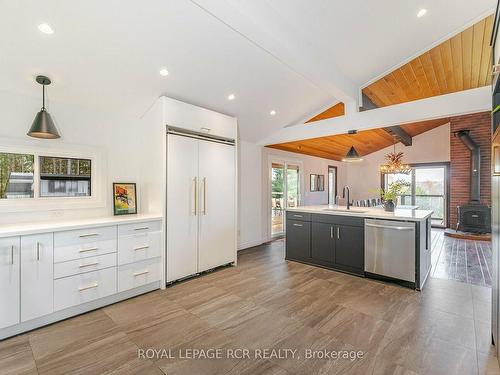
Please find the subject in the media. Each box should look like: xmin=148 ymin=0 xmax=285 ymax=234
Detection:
xmin=449 ymin=112 xmax=491 ymax=229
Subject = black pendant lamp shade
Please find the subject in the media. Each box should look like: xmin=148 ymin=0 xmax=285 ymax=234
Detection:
xmin=27 ymin=76 xmax=60 ymax=139
xmin=342 ymin=146 xmax=363 ymax=162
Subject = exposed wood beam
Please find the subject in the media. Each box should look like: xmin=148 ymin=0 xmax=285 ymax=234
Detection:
xmin=383 ymin=126 xmax=412 ymax=146
xmin=259 ymin=86 xmax=490 ymax=145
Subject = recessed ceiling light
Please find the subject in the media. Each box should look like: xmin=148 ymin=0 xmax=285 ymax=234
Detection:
xmin=227 ymin=94 xmax=235 ymax=101
xmin=417 ymin=9 xmax=427 ymax=18
xmin=38 ymin=23 xmax=54 ymax=34
xmin=159 ymin=68 xmax=169 ymax=76
xmin=270 ymin=110 xmax=276 ymax=116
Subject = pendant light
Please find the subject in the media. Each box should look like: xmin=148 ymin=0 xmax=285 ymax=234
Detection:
xmin=341 ymin=130 xmax=363 ymax=162
xmin=342 ymin=146 xmax=363 ymax=162
xmin=27 ymin=75 xmax=61 ymax=139
xmin=379 ymin=138 xmax=411 ymax=174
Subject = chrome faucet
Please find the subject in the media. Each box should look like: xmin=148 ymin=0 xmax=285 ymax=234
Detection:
xmin=342 ymin=186 xmax=351 ymax=210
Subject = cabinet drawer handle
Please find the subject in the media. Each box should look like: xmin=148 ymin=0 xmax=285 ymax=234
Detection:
xmin=79 ymin=262 xmax=99 ymax=268
xmin=133 ymin=270 xmax=150 ymax=277
xmin=293 ymin=223 xmax=303 ymax=227
xmin=134 ymin=227 xmax=149 ymax=231
xmin=79 ymin=233 xmax=99 ymax=238
xmin=293 ymin=214 xmax=303 ymax=218
xmin=134 ymin=245 xmax=149 ymax=251
xmin=79 ymin=247 xmax=98 ymax=253
xmin=78 ymin=283 xmax=98 ymax=291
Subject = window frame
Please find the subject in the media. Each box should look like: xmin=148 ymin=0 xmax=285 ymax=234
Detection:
xmin=380 ymin=161 xmax=450 ymax=228
xmin=0 ymin=140 xmax=105 ymax=213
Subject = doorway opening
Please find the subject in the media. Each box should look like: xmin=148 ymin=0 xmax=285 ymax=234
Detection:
xmin=328 ymin=165 xmax=338 ymax=205
xmin=270 ymin=160 xmax=302 ymax=238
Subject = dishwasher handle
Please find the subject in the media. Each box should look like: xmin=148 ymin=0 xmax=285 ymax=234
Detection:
xmin=365 ymin=223 xmax=414 ymax=231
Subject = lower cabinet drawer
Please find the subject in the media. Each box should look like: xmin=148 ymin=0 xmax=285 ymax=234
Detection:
xmin=54 ymin=239 xmax=117 ymax=263
xmin=54 ymin=253 xmax=117 ymax=279
xmin=118 ymin=257 xmax=161 ymax=293
xmin=118 ymin=231 xmax=161 ymax=265
xmin=54 ymin=267 xmax=117 ymax=311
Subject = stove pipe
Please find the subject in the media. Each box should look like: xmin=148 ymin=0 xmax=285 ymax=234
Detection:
xmin=456 ymin=130 xmax=480 ymax=203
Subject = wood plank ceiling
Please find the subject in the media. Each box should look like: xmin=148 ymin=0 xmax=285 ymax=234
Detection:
xmin=266 ymin=118 xmax=450 ymax=161
xmin=362 ymin=15 xmax=494 ymax=108
xmin=306 ymin=102 xmax=345 ymax=123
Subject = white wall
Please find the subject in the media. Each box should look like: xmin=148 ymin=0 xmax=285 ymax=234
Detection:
xmin=237 ymin=141 xmax=347 ymax=249
xmin=345 ymin=124 xmax=451 ymax=200
xmin=238 ymin=141 xmax=263 ymax=250
xmin=0 ymin=89 xmax=152 ymax=224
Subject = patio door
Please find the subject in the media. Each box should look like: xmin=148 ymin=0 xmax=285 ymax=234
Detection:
xmin=270 ymin=160 xmax=302 ymax=237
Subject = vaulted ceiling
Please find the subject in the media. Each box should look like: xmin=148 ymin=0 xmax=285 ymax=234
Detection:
xmin=362 ymin=15 xmax=494 ymax=108
xmin=266 ymin=118 xmax=450 ymax=161
xmin=0 ymin=1 xmax=495 ymax=142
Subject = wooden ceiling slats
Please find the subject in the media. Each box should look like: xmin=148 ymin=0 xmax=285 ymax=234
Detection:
xmin=384 ymin=72 xmax=409 ymax=103
xmin=362 ymin=15 xmax=493 ymax=107
xmin=461 ymin=25 xmax=474 ymax=90
xmin=429 ymin=46 xmax=448 ymax=94
xmin=450 ymin=33 xmax=464 ymax=91
xmin=305 ymin=102 xmax=345 ymax=123
xmin=471 ymin=18 xmax=486 ymax=88
xmin=440 ymin=40 xmax=456 ymax=93
xmin=419 ymin=53 xmax=441 ymax=96
xmin=267 ymin=119 xmax=449 ymax=161
xmin=409 ymin=58 xmax=432 ymax=98
xmin=480 ymin=15 xmax=494 ymax=86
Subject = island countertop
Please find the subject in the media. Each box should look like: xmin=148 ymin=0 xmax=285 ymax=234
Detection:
xmin=286 ymin=205 xmax=433 ymax=222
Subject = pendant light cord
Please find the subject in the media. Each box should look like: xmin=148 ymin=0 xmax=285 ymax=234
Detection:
xmin=42 ymin=84 xmax=46 ymax=110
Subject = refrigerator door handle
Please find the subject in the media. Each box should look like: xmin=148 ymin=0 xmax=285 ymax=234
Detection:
xmin=193 ymin=177 xmax=198 ymax=215
xmin=202 ymin=177 xmax=207 ymax=215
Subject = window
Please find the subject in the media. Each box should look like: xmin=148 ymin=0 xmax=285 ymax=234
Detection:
xmin=39 ymin=156 xmax=91 ymax=197
xmin=0 ymin=152 xmax=34 ymax=199
xmin=382 ymin=163 xmax=448 ymax=227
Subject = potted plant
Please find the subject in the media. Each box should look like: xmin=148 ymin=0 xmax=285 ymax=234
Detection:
xmin=374 ymin=180 xmax=410 ymax=212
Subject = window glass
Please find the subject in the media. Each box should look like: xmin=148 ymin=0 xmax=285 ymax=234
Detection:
xmin=0 ymin=152 xmax=34 ymax=199
xmin=39 ymin=156 xmax=91 ymax=197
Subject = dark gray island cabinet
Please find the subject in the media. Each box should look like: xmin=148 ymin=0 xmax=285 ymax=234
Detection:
xmin=285 ymin=207 xmax=433 ymax=290
xmin=286 ymin=211 xmax=364 ymax=276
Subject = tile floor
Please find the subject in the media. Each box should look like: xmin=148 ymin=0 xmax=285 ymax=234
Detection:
xmin=0 ymin=239 xmax=499 ymax=374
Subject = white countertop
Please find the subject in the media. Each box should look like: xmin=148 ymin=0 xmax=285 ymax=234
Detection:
xmin=0 ymin=214 xmax=163 ymax=238
xmin=287 ymin=205 xmax=433 ymax=222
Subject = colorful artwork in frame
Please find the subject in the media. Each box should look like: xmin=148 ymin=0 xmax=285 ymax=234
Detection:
xmin=113 ymin=183 xmax=137 ymax=215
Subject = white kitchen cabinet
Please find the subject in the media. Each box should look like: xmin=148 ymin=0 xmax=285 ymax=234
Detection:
xmin=198 ymin=139 xmax=236 ymax=272
xmin=0 ymin=215 xmax=162 ymax=340
xmin=0 ymin=237 xmax=20 ymax=329
xmin=21 ymin=233 xmax=54 ymax=322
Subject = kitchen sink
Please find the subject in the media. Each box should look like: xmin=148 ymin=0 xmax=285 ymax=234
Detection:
xmin=322 ymin=208 xmax=367 ymax=213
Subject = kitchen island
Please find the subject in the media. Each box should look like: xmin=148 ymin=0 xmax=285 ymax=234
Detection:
xmin=285 ymin=205 xmax=433 ymax=290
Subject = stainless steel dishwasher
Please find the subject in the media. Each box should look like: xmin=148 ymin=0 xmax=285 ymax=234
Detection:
xmin=364 ymin=219 xmax=415 ymax=282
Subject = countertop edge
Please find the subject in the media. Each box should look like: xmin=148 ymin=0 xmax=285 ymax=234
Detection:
xmin=0 ymin=214 xmax=164 ymax=238
xmin=286 ymin=207 xmax=433 ymax=222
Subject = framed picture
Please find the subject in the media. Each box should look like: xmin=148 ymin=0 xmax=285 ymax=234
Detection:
xmin=310 ymin=174 xmax=317 ymax=192
xmin=113 ymin=183 xmax=137 ymax=215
